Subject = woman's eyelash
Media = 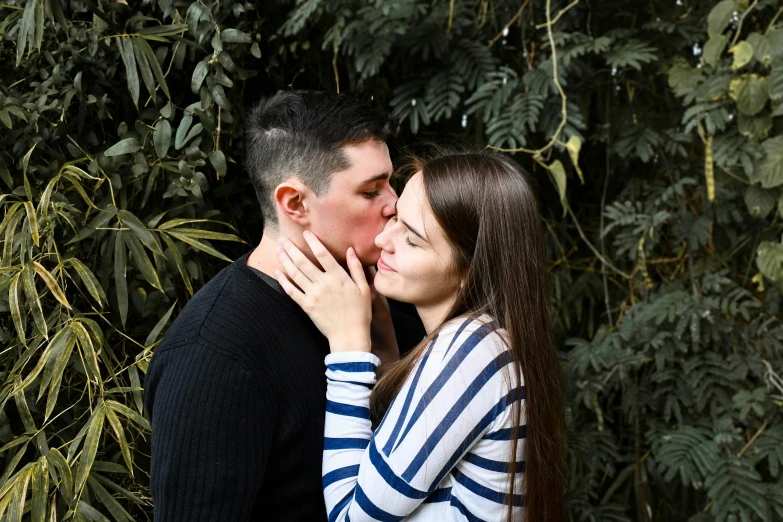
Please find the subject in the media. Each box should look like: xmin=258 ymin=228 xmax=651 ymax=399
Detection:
xmin=405 ymin=237 xmax=417 ymax=247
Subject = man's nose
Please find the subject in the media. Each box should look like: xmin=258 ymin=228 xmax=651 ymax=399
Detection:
xmin=381 ymin=183 xmax=398 ymax=217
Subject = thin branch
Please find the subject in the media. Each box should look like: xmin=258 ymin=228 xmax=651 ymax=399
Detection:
xmin=767 ymin=6 xmax=783 ymax=32
xmin=488 ymin=0 xmax=529 ymax=48
xmin=567 ymin=206 xmax=630 ymax=280
xmin=731 ymin=0 xmax=759 ymax=47
xmin=447 ymin=0 xmax=456 ymax=32
xmin=535 ymin=0 xmax=579 ymax=29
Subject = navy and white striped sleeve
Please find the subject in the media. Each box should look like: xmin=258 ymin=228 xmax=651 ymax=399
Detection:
xmin=322 ymin=325 xmax=518 ymax=521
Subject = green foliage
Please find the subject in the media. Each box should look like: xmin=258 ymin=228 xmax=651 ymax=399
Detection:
xmin=2 ymin=0 xmax=783 ymax=520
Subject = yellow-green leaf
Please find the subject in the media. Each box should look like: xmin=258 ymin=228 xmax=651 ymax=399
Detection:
xmin=731 ymin=41 xmax=753 ymax=70
xmin=72 ymin=322 xmax=101 ymax=385
xmin=546 ymin=160 xmax=568 ymax=216
xmin=66 ymin=258 xmax=107 ymax=307
xmin=75 ymin=406 xmax=106 ymax=493
xmin=32 ymin=261 xmax=70 ymax=309
xmin=43 ymin=332 xmax=76 ymax=420
xmin=565 ymin=135 xmax=584 ymax=184
xmin=104 ymin=407 xmax=133 ymax=476
xmin=124 ymin=230 xmax=163 ymax=290
xmin=45 ymin=449 xmax=72 ymax=501
xmin=161 ymin=233 xmax=193 ymax=295
xmin=22 ymin=201 xmax=39 ymax=247
xmin=165 ymin=230 xmax=233 ymax=262
xmin=106 ymin=400 xmax=151 ymax=431
xmin=8 ymin=273 xmax=25 ymax=345
xmin=31 ymin=457 xmax=48 ymax=522
xmin=114 ymin=231 xmax=128 ymax=327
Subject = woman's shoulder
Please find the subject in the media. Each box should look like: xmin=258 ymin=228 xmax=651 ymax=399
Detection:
xmin=430 ymin=314 xmax=510 ymax=360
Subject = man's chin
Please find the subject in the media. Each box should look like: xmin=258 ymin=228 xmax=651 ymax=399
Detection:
xmin=357 ymin=250 xmax=381 ymax=267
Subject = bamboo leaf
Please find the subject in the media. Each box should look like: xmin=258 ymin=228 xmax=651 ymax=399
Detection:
xmin=67 ymin=258 xmax=107 ymax=307
xmin=130 ymin=36 xmax=157 ymax=104
xmin=114 ymin=231 xmax=128 ymax=327
xmin=28 ymin=325 xmax=72 ymax=398
xmin=128 ymin=364 xmax=143 ymax=413
xmin=9 ymin=273 xmax=25 ymax=345
xmin=16 ymin=0 xmax=35 ymax=65
xmin=164 ymin=227 xmax=243 ymax=243
xmin=76 ymin=500 xmax=110 ymax=522
xmin=90 ymin=473 xmax=143 ymax=505
xmin=75 ymin=406 xmax=106 ymax=493
xmin=136 ymin=23 xmax=187 ymax=36
xmin=157 ymin=218 xmax=233 ymax=230
xmin=105 ymin=400 xmax=151 ymax=431
xmin=165 ymin=230 xmax=233 ymax=262
xmin=22 ymin=263 xmax=47 ymax=339
xmin=22 ymin=143 xmax=36 ymax=201
xmin=32 ymin=261 xmax=71 ymax=309
xmin=44 ymin=332 xmax=76 ymax=420
xmin=0 ymin=155 xmax=13 ymax=189
xmin=45 ymin=0 xmax=69 ymax=37
xmin=31 ymin=457 xmax=48 ymax=522
xmin=118 ymin=209 xmax=162 ymax=254
xmin=7 ymin=464 xmax=32 ymax=522
xmin=104 ymin=407 xmax=133 ymax=476
xmin=138 ymin=36 xmax=170 ymax=99
xmin=144 ymin=301 xmax=177 ymax=347
xmin=73 ymin=321 xmax=101 ymax=384
xmin=117 ymin=36 xmax=140 ymax=107
xmin=66 ymin=204 xmax=118 ymax=245
xmin=124 ymin=229 xmax=163 ymax=290
xmin=45 ymin=448 xmax=73 ymax=501
xmin=23 ymin=201 xmax=39 ymax=247
xmin=86 ymin=476 xmax=133 ymax=522
xmin=161 ymin=232 xmax=193 ymax=295
xmin=0 ymin=445 xmax=30 ymax=491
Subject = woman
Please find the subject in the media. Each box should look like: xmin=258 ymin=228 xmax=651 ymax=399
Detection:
xmin=275 ymin=151 xmax=564 ymax=522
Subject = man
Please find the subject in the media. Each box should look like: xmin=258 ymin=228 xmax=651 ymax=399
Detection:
xmin=144 ymin=91 xmax=423 ymax=521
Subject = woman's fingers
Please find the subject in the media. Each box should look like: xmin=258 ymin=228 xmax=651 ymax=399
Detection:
xmin=276 ymin=244 xmax=313 ymax=291
xmin=303 ymin=230 xmax=343 ymax=273
xmin=346 ymin=248 xmax=370 ymax=294
xmin=275 ymin=270 xmax=306 ymax=306
xmin=279 ymin=237 xmax=322 ymax=282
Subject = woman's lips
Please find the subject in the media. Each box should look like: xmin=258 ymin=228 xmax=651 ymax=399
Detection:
xmin=377 ymin=255 xmax=396 ymax=272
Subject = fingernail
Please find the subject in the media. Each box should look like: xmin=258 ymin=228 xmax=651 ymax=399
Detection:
xmin=348 ymin=248 xmax=356 ymax=257
xmin=303 ymin=230 xmax=312 ymax=238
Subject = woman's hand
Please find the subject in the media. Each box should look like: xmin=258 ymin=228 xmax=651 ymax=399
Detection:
xmin=275 ymin=230 xmax=372 ymax=354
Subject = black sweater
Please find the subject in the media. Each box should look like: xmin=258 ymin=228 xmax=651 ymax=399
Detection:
xmin=144 ymin=253 xmax=423 ymax=521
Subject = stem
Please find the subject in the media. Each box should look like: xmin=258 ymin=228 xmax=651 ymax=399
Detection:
xmin=488 ymin=0 xmax=529 ymax=48
xmin=731 ymin=0 xmax=759 ymax=47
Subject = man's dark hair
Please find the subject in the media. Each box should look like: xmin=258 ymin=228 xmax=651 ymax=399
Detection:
xmin=245 ymin=90 xmax=399 ymax=228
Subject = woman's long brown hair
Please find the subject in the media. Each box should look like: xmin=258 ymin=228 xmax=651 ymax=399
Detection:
xmin=369 ymin=151 xmax=565 ymax=522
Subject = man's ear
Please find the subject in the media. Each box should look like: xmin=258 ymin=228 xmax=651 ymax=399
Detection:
xmin=274 ymin=180 xmax=311 ymax=226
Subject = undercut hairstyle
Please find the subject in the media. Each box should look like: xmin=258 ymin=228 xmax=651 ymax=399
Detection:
xmin=245 ymin=90 xmax=399 ymax=228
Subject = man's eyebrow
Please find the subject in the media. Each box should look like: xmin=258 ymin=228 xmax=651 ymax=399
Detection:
xmin=360 ymin=172 xmax=391 ymax=184
xmin=395 ymin=202 xmax=429 ymax=243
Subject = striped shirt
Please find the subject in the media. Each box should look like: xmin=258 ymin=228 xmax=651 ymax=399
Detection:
xmin=323 ymin=316 xmax=526 ymax=521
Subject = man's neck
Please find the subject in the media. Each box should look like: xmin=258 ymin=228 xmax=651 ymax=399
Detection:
xmin=246 ymin=229 xmax=286 ymax=279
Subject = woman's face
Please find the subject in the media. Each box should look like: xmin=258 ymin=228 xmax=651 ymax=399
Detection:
xmin=373 ymin=172 xmax=461 ymax=310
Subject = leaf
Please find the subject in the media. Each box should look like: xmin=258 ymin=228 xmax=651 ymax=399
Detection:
xmin=43 ymin=331 xmax=76 ymax=420
xmin=76 ymin=500 xmax=110 ymax=522
xmin=164 ymin=227 xmax=243 ymax=242
xmin=22 ymin=143 xmax=36 ymax=201
xmin=104 ymin=407 xmax=133 ymax=476
xmin=165 ymin=231 xmax=233 ymax=262
xmin=105 ymin=138 xmax=141 ymax=157
xmin=31 ymin=457 xmax=48 ymax=522
xmin=731 ymin=41 xmax=753 ymax=70
xmin=67 ymin=204 xmax=118 ymax=245
xmin=161 ymin=233 xmax=193 ymax=295
xmin=9 ymin=274 xmax=25 ymax=345
xmin=105 ymin=400 xmax=151 ymax=431
xmin=86 ymin=476 xmax=133 ymax=522
xmin=145 ymin=301 xmax=177 ymax=346
xmin=546 ymin=160 xmax=568 ymax=216
xmin=181 ymin=122 xmax=203 ymax=148
xmin=744 ymin=184 xmax=777 ymax=219
xmin=138 ymin=36 xmax=170 ymax=99
xmin=23 ymin=201 xmax=39 ymax=247
xmin=128 ymin=365 xmax=143 ymax=413
xmin=72 ymin=322 xmax=101 ymax=384
xmin=32 ymin=261 xmax=70 ymax=309
xmin=124 ymin=230 xmax=163 ymax=290
xmin=117 ymin=37 xmax=140 ymax=107
xmin=67 ymin=258 xmax=107 ymax=307
xmin=114 ymin=231 xmax=128 ymax=327
xmin=75 ymin=406 xmax=106 ymax=493
xmin=752 ymin=136 xmax=783 ymax=188
xmin=221 ymin=28 xmax=252 ymax=43
xmin=131 ymin=36 xmax=156 ymax=103
xmin=703 ymin=35 xmax=729 ymax=68
xmin=211 ymin=84 xmax=231 ymax=110
xmin=729 ymin=74 xmax=770 ymax=116
xmin=175 ymin=114 xmax=193 ymax=150
xmin=21 ymin=264 xmax=46 ymax=339
xmin=0 ymin=155 xmax=12 ymax=189
xmin=45 ymin=449 xmax=73 ymax=501
xmin=707 ymin=0 xmax=736 ymax=38
xmin=757 ymin=241 xmax=783 ymax=282
xmin=154 ymin=119 xmax=171 ymax=158
xmin=118 ymin=209 xmax=162 ymax=254
xmin=191 ymin=60 xmax=209 ymax=94
xmin=566 ymin=136 xmax=583 ymax=183
xmin=747 ymin=29 xmax=783 ymax=66
xmin=770 ymin=62 xmax=783 ymax=101
xmin=16 ymin=0 xmax=35 ymax=65
xmin=737 ymin=112 xmax=772 ymax=141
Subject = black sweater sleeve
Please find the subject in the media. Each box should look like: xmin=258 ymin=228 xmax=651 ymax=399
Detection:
xmin=145 ymin=344 xmax=277 ymax=522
